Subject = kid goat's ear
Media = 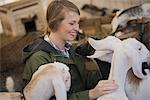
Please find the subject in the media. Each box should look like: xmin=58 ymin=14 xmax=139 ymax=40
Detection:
xmin=87 ymin=50 xmax=112 ymax=58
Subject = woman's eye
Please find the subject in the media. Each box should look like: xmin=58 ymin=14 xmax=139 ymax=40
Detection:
xmin=69 ymin=23 xmax=74 ymax=25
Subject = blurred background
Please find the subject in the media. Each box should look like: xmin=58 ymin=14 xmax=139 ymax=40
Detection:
xmin=0 ymin=0 xmax=150 ymax=92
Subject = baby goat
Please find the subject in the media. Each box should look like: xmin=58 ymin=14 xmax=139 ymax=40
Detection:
xmin=23 ymin=62 xmax=71 ymax=100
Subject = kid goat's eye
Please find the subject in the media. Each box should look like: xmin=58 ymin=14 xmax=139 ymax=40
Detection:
xmin=138 ymin=47 xmax=142 ymax=51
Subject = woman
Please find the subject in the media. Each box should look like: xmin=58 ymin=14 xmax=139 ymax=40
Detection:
xmin=22 ymin=0 xmax=118 ymax=99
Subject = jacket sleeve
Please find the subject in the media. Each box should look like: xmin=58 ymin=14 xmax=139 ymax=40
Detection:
xmin=85 ymin=69 xmax=102 ymax=90
xmin=67 ymin=90 xmax=89 ymax=100
xmin=66 ymin=70 xmax=101 ymax=100
xmin=66 ymin=57 xmax=102 ymax=100
xmin=22 ymin=51 xmax=53 ymax=83
xmin=74 ymin=53 xmax=103 ymax=90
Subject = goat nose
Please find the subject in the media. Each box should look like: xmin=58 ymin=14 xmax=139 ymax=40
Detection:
xmin=74 ymin=24 xmax=79 ymax=31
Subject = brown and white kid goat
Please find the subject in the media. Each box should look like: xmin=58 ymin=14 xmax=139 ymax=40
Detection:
xmin=23 ymin=62 xmax=71 ymax=100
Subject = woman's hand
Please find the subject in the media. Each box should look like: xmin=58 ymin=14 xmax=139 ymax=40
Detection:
xmin=89 ymin=80 xmax=118 ymax=100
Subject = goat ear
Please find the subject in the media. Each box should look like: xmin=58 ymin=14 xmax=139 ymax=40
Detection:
xmin=88 ymin=37 xmax=112 ymax=50
xmin=87 ymin=50 xmax=113 ymax=63
xmin=88 ymin=36 xmax=120 ymax=50
xmin=87 ymin=50 xmax=110 ymax=58
xmin=88 ymin=38 xmax=100 ymax=50
xmin=87 ymin=51 xmax=101 ymax=58
xmin=52 ymin=76 xmax=67 ymax=100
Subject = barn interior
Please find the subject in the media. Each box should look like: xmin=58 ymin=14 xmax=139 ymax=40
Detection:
xmin=0 ymin=0 xmax=150 ymax=99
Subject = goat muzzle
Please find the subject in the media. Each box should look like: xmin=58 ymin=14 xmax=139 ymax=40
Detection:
xmin=142 ymin=62 xmax=150 ymax=75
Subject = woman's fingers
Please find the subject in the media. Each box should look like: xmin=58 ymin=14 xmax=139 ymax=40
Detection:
xmin=89 ymin=80 xmax=118 ymax=99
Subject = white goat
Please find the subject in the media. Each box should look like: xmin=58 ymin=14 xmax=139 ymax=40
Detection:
xmin=87 ymin=36 xmax=150 ymax=100
xmin=23 ymin=62 xmax=71 ymax=100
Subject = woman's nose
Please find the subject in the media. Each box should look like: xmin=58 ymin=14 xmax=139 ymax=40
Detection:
xmin=74 ymin=24 xmax=79 ymax=31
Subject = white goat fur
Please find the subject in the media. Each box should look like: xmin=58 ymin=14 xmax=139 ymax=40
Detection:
xmin=23 ymin=62 xmax=71 ymax=100
xmin=87 ymin=36 xmax=150 ymax=100
xmin=5 ymin=76 xmax=15 ymax=92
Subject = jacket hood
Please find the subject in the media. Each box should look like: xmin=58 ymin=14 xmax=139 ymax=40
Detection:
xmin=22 ymin=38 xmax=56 ymax=63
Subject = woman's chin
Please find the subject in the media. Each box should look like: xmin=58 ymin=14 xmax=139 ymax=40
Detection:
xmin=68 ymin=37 xmax=76 ymax=41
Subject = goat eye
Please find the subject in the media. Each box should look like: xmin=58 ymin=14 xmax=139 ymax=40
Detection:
xmin=138 ymin=47 xmax=142 ymax=50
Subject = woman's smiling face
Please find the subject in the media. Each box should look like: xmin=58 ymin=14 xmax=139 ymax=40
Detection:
xmin=56 ymin=11 xmax=80 ymax=41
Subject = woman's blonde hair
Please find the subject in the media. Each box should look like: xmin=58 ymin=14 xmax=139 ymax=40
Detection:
xmin=46 ymin=0 xmax=80 ymax=34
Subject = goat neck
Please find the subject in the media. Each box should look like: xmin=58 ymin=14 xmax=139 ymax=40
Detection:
xmin=109 ymin=44 xmax=130 ymax=92
xmin=98 ymin=44 xmax=129 ymax=100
